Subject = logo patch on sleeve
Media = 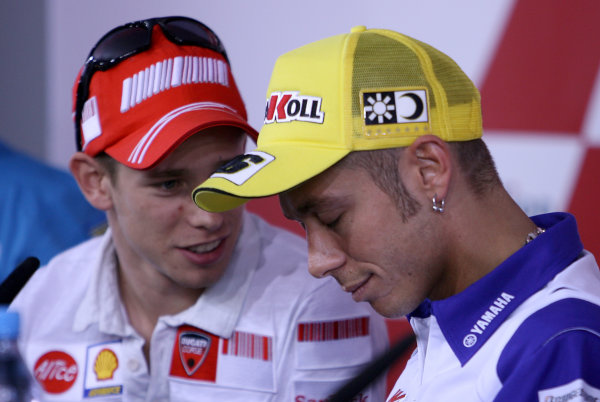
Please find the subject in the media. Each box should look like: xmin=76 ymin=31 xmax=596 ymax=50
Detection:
xmin=170 ymin=326 xmax=219 ymax=383
xmin=538 ymin=378 xmax=600 ymax=401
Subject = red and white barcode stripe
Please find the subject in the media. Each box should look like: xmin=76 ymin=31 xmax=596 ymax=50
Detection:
xmin=221 ymin=331 xmax=273 ymax=362
xmin=297 ymin=316 xmax=370 ymax=342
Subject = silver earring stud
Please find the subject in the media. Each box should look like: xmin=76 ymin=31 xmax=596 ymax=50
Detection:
xmin=432 ymin=194 xmax=445 ymax=213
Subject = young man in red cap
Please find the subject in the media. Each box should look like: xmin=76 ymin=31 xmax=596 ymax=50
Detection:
xmin=9 ymin=18 xmax=388 ymax=401
xmin=193 ymin=26 xmax=600 ymax=401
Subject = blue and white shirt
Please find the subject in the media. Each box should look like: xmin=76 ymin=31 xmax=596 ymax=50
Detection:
xmin=388 ymin=212 xmax=600 ymax=401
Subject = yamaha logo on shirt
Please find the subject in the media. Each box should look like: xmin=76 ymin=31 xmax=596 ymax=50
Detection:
xmin=463 ymin=292 xmax=515 ymax=348
xmin=362 ymin=89 xmax=428 ymax=125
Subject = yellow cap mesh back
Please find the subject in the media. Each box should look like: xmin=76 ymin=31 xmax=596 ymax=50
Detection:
xmin=349 ymin=30 xmax=481 ymax=149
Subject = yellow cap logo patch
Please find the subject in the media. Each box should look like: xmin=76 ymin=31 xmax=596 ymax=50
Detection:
xmin=264 ymin=91 xmax=324 ymax=124
xmin=362 ymin=89 xmax=428 ymax=125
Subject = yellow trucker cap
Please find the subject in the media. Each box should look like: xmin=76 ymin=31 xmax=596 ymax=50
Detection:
xmin=193 ymin=25 xmax=482 ymax=212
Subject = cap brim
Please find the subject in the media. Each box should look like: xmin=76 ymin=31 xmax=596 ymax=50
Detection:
xmin=193 ymin=143 xmax=349 ymax=212
xmin=106 ymin=104 xmax=258 ymax=169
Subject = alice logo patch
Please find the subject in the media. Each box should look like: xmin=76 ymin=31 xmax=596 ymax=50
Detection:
xmin=264 ymin=91 xmax=324 ymax=124
xmin=93 ymin=349 xmax=118 ymax=380
xmin=362 ymin=89 xmax=428 ymax=125
xmin=34 ymin=350 xmax=78 ymax=394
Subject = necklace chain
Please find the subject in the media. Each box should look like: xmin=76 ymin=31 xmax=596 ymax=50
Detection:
xmin=526 ymin=227 xmax=545 ymax=244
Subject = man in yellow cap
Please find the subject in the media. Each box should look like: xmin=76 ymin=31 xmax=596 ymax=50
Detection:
xmin=193 ymin=26 xmax=600 ymax=400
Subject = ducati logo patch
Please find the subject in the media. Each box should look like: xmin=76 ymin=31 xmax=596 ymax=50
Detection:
xmin=179 ymin=331 xmax=211 ymax=376
xmin=362 ymin=89 xmax=428 ymax=125
xmin=169 ymin=325 xmax=219 ymax=383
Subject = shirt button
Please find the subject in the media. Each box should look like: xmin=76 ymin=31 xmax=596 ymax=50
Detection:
xmin=127 ymin=359 xmax=140 ymax=372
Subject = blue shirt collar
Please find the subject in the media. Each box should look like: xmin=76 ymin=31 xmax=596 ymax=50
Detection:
xmin=409 ymin=212 xmax=583 ymax=366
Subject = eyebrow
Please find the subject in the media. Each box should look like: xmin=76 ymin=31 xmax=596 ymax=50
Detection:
xmin=144 ymin=168 xmax=187 ymax=179
xmin=285 ymin=196 xmax=340 ymax=220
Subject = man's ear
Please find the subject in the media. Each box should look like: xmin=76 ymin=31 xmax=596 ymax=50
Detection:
xmin=402 ymin=135 xmax=452 ymax=200
xmin=69 ymin=152 xmax=114 ymax=211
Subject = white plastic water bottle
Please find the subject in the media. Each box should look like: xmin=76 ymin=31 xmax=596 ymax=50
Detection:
xmin=0 ymin=307 xmax=35 ymax=402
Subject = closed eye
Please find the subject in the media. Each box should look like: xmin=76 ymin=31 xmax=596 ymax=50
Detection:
xmin=323 ymin=215 xmax=341 ymax=229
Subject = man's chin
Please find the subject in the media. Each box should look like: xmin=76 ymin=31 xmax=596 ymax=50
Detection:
xmin=370 ymin=299 xmax=410 ymax=319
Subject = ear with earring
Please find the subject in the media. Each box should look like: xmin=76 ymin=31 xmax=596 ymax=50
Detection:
xmin=432 ymin=194 xmax=445 ymax=213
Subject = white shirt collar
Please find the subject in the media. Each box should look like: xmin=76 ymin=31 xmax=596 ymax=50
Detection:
xmin=73 ymin=212 xmax=259 ymax=339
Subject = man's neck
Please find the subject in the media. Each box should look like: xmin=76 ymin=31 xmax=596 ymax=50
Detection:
xmin=116 ymin=259 xmax=203 ymax=363
xmin=431 ymin=186 xmax=536 ymax=300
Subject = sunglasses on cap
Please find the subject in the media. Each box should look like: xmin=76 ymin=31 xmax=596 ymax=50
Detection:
xmin=74 ymin=16 xmax=229 ymax=151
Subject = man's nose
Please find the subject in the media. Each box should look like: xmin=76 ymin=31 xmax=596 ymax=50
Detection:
xmin=187 ymin=200 xmax=224 ymax=232
xmin=306 ymin=227 xmax=346 ymax=278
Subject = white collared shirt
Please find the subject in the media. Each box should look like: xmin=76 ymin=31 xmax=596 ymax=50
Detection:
xmin=11 ymin=212 xmax=388 ymax=401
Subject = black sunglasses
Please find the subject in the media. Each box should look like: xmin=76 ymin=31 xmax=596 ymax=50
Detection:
xmin=74 ymin=16 xmax=229 ymax=151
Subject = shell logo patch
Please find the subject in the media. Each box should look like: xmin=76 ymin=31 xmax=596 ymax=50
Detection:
xmin=33 ymin=350 xmax=78 ymax=394
xmin=84 ymin=341 xmax=123 ymax=398
xmin=93 ymin=348 xmax=118 ymax=380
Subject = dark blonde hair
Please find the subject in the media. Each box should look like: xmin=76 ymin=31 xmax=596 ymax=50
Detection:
xmin=338 ymin=139 xmax=501 ymax=219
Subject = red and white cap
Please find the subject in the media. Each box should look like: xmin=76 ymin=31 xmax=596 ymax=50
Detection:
xmin=73 ymin=25 xmax=258 ymax=169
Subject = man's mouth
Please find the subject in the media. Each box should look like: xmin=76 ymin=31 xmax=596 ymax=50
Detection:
xmin=185 ymin=239 xmax=221 ymax=254
xmin=342 ymin=275 xmax=372 ymax=294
